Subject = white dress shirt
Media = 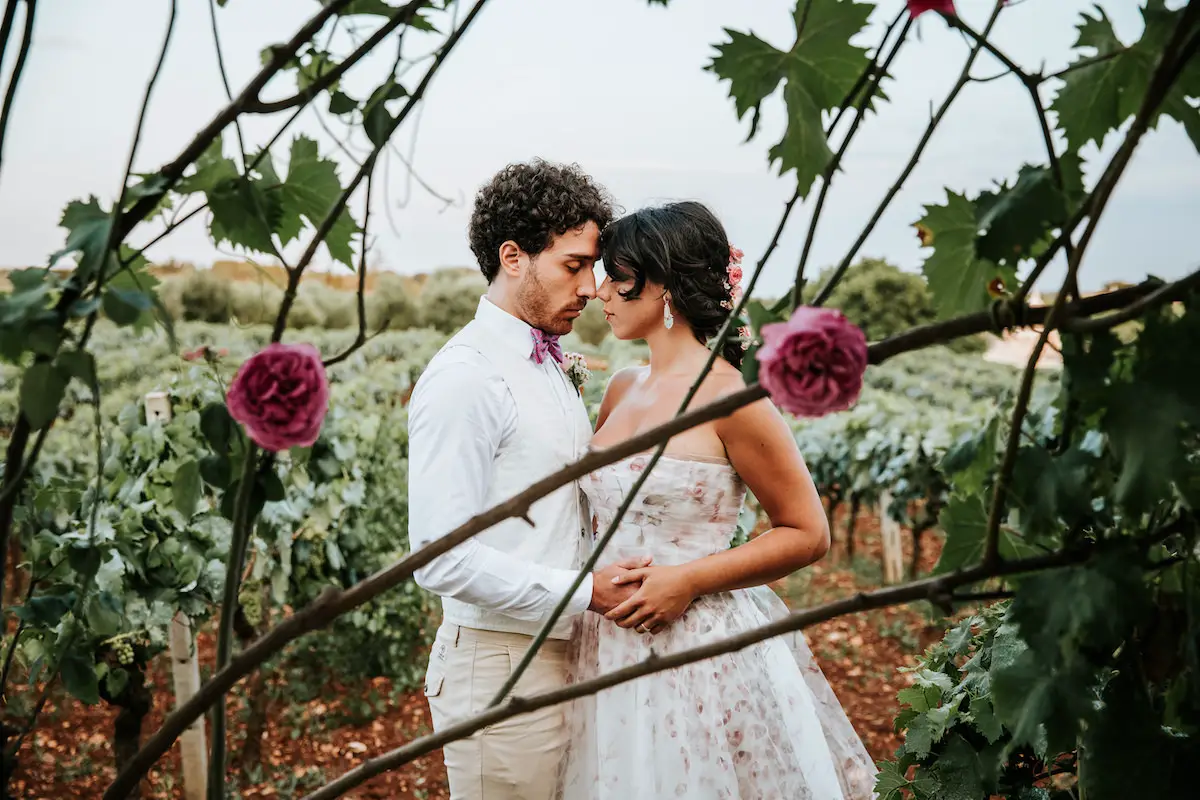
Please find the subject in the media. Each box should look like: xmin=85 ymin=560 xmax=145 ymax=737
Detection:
xmin=408 ymin=297 xmax=594 ymax=624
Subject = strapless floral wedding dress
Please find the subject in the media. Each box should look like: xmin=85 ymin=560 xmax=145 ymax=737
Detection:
xmin=557 ymin=453 xmax=877 ymax=800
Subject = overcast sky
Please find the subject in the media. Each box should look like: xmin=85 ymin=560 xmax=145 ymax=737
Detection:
xmin=1 ymin=0 xmax=1196 ymax=299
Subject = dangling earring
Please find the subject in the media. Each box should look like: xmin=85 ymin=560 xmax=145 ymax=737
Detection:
xmin=663 ymin=297 xmax=674 ymax=329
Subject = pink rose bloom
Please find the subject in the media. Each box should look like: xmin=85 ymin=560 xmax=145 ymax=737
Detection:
xmin=907 ymin=0 xmax=955 ymax=16
xmin=727 ymin=265 xmax=743 ymax=284
xmin=226 ymin=342 xmax=330 ymax=451
xmin=755 ymin=307 xmax=867 ymax=418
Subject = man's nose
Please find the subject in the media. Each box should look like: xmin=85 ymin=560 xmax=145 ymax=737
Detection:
xmin=579 ymin=269 xmax=597 ymax=298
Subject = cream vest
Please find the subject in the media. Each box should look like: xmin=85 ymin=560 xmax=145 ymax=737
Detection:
xmin=433 ymin=319 xmax=593 ymax=639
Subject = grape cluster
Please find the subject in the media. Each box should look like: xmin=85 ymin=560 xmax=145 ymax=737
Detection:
xmin=240 ymin=588 xmax=264 ymax=628
xmin=115 ymin=640 xmax=135 ymax=665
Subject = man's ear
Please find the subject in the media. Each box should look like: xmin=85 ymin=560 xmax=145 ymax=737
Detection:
xmin=498 ymin=240 xmax=523 ymax=278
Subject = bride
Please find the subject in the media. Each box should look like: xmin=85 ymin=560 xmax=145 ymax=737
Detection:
xmin=557 ymin=201 xmax=877 ymax=799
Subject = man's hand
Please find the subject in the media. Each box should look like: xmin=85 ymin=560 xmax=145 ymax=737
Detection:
xmin=588 ymin=555 xmax=653 ymax=614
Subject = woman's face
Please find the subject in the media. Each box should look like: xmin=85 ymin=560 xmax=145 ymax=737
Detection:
xmin=596 ymin=269 xmax=669 ymax=341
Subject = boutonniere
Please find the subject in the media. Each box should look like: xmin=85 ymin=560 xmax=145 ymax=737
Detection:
xmin=562 ymin=352 xmax=592 ymax=394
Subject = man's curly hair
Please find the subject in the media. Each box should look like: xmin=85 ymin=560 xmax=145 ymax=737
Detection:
xmin=468 ymin=159 xmax=616 ymax=283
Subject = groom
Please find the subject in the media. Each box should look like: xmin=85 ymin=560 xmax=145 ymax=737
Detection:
xmin=407 ymin=159 xmax=645 ymax=800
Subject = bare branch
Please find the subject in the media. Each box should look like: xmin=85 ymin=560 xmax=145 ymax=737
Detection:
xmin=793 ymin=8 xmax=911 ymax=305
xmin=0 ymin=0 xmax=36 ymax=183
xmin=270 ymin=0 xmax=490 ymax=342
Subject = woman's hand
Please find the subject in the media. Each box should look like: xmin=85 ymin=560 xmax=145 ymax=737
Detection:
xmin=604 ymin=565 xmax=697 ymax=634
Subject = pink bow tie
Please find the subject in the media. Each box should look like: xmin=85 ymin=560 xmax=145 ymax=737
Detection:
xmin=531 ymin=329 xmax=564 ymax=365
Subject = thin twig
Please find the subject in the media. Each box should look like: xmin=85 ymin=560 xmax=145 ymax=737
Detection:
xmin=812 ymin=0 xmax=1007 ymax=307
xmin=323 ymin=171 xmax=375 ymax=368
xmin=245 ymin=2 xmax=427 ymax=114
xmin=793 ymin=11 xmax=911 ymax=306
xmin=0 ymin=0 xmax=36 ymax=182
xmin=270 ymin=0 xmax=489 ymax=342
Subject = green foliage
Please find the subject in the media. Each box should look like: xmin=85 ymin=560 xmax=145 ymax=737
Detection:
xmin=1051 ymin=1 xmax=1200 ymax=154
xmin=418 ymin=268 xmax=487 ymax=333
xmin=366 ymin=272 xmax=420 ymax=332
xmin=572 ymin=300 xmax=610 ymax=346
xmin=708 ymin=0 xmax=876 ymax=195
xmin=804 ymin=259 xmax=936 ymax=341
xmin=917 ymin=192 xmax=1017 ymax=319
xmin=176 ymin=269 xmax=234 ymax=323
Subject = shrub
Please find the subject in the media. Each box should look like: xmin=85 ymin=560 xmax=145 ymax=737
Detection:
xmin=418 ymin=268 xmax=487 ymax=333
xmin=573 ymin=301 xmax=610 ymax=346
xmin=367 ymin=273 xmax=420 ymax=332
xmin=231 ymin=281 xmax=285 ymax=326
xmin=179 ymin=269 xmax=234 ymax=323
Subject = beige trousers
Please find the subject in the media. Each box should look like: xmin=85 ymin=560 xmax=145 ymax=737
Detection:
xmin=423 ymin=622 xmax=570 ymax=800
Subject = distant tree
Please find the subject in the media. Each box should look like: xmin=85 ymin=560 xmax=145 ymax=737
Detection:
xmin=419 ymin=268 xmax=488 ymax=333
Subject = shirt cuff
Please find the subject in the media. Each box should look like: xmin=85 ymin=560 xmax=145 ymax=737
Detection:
xmin=545 ymin=568 xmax=594 ymax=618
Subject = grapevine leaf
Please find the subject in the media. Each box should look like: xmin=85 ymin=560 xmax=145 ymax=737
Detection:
xmin=105 ymin=667 xmax=130 ymax=699
xmin=328 ymin=90 xmax=358 ymax=115
xmin=708 ymin=0 xmax=874 ymax=195
xmin=1009 ymin=552 xmax=1150 ymax=659
xmin=278 ymin=136 xmax=357 ymax=267
xmin=1009 ymin=443 xmax=1094 ymax=540
xmin=926 ymin=734 xmax=985 ymax=800
xmin=974 ymin=157 xmax=1085 ymax=267
xmin=942 ymin=414 xmax=999 ymax=496
xmin=201 ymin=403 xmax=235 ymax=455
xmin=741 ymin=341 xmax=761 ymax=385
xmin=873 ymin=761 xmax=912 ymax=800
xmin=918 ymin=192 xmax=1016 ymax=319
xmin=20 ymin=362 xmax=68 ymax=430
xmin=208 ymin=179 xmax=282 ymax=256
xmin=1105 ymin=385 xmax=1191 ymax=515
xmin=260 ymin=471 xmax=286 ymax=502
xmin=991 ymin=649 xmax=1098 ymax=756
xmin=967 ymin=696 xmax=1004 ymax=743
xmin=13 ymin=593 xmax=75 ymax=626
xmin=60 ymin=651 xmax=101 ymax=705
xmin=200 ymin=454 xmax=232 ymax=490
xmin=175 ymin=136 xmax=239 ymax=195
xmin=84 ymin=591 xmax=124 ymax=637
xmin=1051 ymin=1 xmax=1200 ymax=153
xmin=173 ymin=459 xmax=202 ymax=519
xmin=57 ymin=350 xmax=97 ymax=389
xmin=330 ymin=0 xmax=400 ymax=15
xmin=1079 ymin=669 xmax=1191 ymax=799
xmin=50 ymin=197 xmax=113 ymax=283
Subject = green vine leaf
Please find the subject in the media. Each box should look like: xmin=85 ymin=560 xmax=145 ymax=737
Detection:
xmin=974 ymin=157 xmax=1085 ymax=267
xmin=173 ymin=459 xmax=203 ymax=519
xmin=917 ymin=191 xmax=1017 ymax=319
xmin=925 ymin=733 xmax=986 ymax=800
xmin=277 ymin=136 xmax=358 ymax=267
xmin=1051 ymin=1 xmax=1200 ymax=153
xmin=60 ymin=651 xmax=101 ymax=705
xmin=20 ymin=362 xmax=68 ymax=430
xmin=50 ymin=197 xmax=113 ymax=284
xmin=931 ymin=495 xmax=1036 ymax=574
xmin=708 ymin=0 xmax=874 ymax=196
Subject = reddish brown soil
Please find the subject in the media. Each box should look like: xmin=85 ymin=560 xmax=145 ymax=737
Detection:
xmin=9 ymin=510 xmax=950 ymax=799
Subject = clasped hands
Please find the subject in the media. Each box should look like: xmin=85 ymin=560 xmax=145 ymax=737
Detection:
xmin=589 ymin=556 xmax=697 ymax=635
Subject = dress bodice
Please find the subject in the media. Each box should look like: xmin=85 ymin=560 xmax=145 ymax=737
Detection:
xmin=581 ymin=452 xmax=747 ymax=566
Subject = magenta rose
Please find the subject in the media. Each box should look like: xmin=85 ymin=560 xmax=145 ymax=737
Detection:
xmin=907 ymin=0 xmax=955 ymax=16
xmin=755 ymin=307 xmax=868 ymax=418
xmin=226 ymin=343 xmax=330 ymax=451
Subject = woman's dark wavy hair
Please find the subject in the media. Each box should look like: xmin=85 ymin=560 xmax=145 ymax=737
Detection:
xmin=600 ymin=200 xmax=743 ymax=368
xmin=468 ymin=159 xmax=616 ymax=283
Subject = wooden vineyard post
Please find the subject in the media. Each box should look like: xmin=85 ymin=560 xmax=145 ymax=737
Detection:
xmin=145 ymin=392 xmax=209 ymax=800
xmin=879 ymin=490 xmax=904 ymax=585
